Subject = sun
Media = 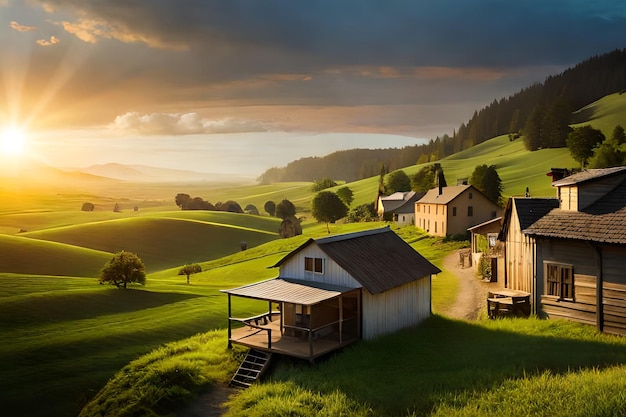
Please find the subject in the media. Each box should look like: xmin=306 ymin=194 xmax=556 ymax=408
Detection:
xmin=1 ymin=126 xmax=27 ymax=156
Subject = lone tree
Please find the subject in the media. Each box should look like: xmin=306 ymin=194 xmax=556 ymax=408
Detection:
xmin=275 ymin=199 xmax=296 ymax=219
xmin=311 ymin=191 xmax=348 ymax=233
xmin=81 ymin=202 xmax=95 ymax=212
xmin=566 ymin=125 xmax=605 ymax=167
xmin=99 ymin=251 xmax=146 ymax=289
xmin=336 ymin=186 xmax=354 ymax=206
xmin=311 ymin=177 xmax=337 ymax=192
xmin=178 ymin=263 xmax=202 ymax=284
xmin=264 ymin=200 xmax=276 ymax=217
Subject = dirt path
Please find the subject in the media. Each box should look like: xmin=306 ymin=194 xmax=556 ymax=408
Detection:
xmin=438 ymin=251 xmax=503 ymax=320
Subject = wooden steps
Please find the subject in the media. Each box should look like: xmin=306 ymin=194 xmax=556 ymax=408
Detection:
xmin=229 ymin=349 xmax=272 ymax=389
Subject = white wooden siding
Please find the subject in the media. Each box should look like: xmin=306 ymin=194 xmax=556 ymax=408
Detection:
xmin=278 ymin=244 xmax=362 ymax=288
xmin=361 ymin=277 xmax=431 ymax=340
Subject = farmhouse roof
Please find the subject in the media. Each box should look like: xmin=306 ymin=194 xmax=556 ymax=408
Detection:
xmin=417 ymin=184 xmax=473 ymax=205
xmin=524 ymin=179 xmax=626 ymax=244
xmin=498 ymin=197 xmax=559 ymax=241
xmin=380 ymin=191 xmax=425 ymax=213
xmin=222 ymin=278 xmax=354 ymax=305
xmin=273 ymin=227 xmax=441 ymax=294
xmin=551 ymin=166 xmax=626 ymax=187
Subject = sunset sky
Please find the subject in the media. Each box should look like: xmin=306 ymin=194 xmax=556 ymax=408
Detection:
xmin=1 ymin=1 xmax=625 ymax=177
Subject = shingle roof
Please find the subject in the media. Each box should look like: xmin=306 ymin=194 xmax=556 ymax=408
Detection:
xmin=498 ymin=198 xmax=559 ymax=241
xmin=418 ymin=184 xmax=472 ymax=205
xmin=551 ymin=166 xmax=626 ymax=187
xmin=274 ymin=227 xmax=441 ymax=294
xmin=523 ymin=179 xmax=626 ymax=244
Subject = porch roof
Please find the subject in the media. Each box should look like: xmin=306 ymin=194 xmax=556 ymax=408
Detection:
xmin=222 ymin=278 xmax=356 ymax=305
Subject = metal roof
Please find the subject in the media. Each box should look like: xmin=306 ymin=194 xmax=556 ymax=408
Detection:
xmin=221 ymin=278 xmax=355 ymax=305
xmin=273 ymin=227 xmax=441 ymax=295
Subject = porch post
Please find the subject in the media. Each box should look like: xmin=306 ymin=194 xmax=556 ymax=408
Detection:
xmin=338 ymin=296 xmax=343 ymax=344
xmin=268 ymin=300 xmax=272 ymax=321
xmin=227 ymin=294 xmax=232 ymax=349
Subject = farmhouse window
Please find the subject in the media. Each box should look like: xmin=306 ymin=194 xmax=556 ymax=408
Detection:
xmin=452 ymin=207 xmax=457 ymax=216
xmin=545 ymin=262 xmax=574 ymax=300
xmin=467 ymin=206 xmax=473 ymax=216
xmin=305 ymin=257 xmax=324 ymax=274
xmin=469 ymin=192 xmax=473 ymax=200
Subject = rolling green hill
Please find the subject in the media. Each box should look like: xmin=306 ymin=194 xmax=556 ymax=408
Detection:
xmin=0 ymin=234 xmax=113 ymax=277
xmin=19 ymin=214 xmax=281 ymax=272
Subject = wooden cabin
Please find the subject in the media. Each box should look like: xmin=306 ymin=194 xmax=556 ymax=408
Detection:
xmin=222 ymin=227 xmax=441 ymax=361
xmin=414 ymin=184 xmax=500 ymax=237
xmin=497 ymin=197 xmax=559 ymax=311
xmin=523 ymin=166 xmax=626 ymax=335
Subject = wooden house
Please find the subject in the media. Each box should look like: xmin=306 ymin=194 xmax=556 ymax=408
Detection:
xmin=523 ymin=166 xmax=626 ymax=335
xmin=467 ymin=216 xmax=503 ymax=276
xmin=414 ymin=184 xmax=500 ymax=237
xmin=222 ymin=227 xmax=440 ymax=361
xmin=497 ymin=197 xmax=559 ymax=311
xmin=377 ymin=191 xmax=425 ymax=225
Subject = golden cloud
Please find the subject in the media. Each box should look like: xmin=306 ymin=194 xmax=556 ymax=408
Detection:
xmin=10 ymin=21 xmax=38 ymax=32
xmin=36 ymin=35 xmax=60 ymax=46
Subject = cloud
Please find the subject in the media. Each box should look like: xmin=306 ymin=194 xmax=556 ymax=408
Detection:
xmin=36 ymin=35 xmax=59 ymax=46
xmin=110 ymin=112 xmax=267 ymax=135
xmin=10 ymin=20 xmax=37 ymax=32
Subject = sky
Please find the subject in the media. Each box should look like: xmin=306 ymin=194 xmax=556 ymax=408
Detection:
xmin=1 ymin=1 xmax=625 ymax=178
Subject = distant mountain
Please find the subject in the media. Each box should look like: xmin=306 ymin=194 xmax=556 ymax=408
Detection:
xmin=80 ymin=163 xmax=217 ymax=182
xmin=0 ymin=156 xmax=116 ymax=186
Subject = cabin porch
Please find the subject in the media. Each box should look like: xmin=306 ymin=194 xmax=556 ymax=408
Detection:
xmin=223 ymin=278 xmax=361 ymax=362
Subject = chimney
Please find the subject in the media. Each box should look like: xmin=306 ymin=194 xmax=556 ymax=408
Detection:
xmin=438 ymin=182 xmax=443 ymax=196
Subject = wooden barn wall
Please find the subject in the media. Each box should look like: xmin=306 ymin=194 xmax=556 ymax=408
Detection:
xmin=536 ymin=239 xmax=596 ymax=324
xmin=536 ymin=239 xmax=626 ymax=336
xmin=578 ymin=175 xmax=626 ymax=210
xmin=278 ymin=244 xmax=361 ymax=289
xmin=361 ymin=277 xmax=431 ymax=340
xmin=504 ymin=205 xmax=537 ymax=311
xmin=600 ymin=245 xmax=626 ymax=336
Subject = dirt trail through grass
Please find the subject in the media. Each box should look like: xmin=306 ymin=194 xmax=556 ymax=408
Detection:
xmin=439 ymin=251 xmax=504 ymax=320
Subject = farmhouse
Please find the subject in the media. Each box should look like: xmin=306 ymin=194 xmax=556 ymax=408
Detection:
xmin=222 ymin=227 xmax=440 ymax=363
xmin=414 ymin=184 xmax=500 ymax=237
xmin=376 ymin=191 xmax=425 ymax=225
xmin=523 ymin=166 xmax=626 ymax=335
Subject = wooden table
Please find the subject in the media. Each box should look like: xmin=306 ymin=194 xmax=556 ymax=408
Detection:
xmin=487 ymin=290 xmax=531 ymax=319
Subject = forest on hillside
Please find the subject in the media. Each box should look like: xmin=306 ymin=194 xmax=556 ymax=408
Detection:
xmin=258 ymin=48 xmax=626 ymax=184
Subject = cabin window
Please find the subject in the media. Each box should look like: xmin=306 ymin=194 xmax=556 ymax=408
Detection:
xmin=452 ymin=207 xmax=457 ymax=216
xmin=305 ymin=257 xmax=324 ymax=274
xmin=416 ymin=205 xmax=420 ymax=213
xmin=545 ymin=262 xmax=574 ymax=300
xmin=467 ymin=206 xmax=473 ymax=216
xmin=469 ymin=192 xmax=473 ymax=200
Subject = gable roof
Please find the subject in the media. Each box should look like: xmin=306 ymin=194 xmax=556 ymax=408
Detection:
xmin=551 ymin=166 xmax=626 ymax=187
xmin=273 ymin=227 xmax=441 ymax=294
xmin=417 ymin=184 xmax=473 ymax=205
xmin=523 ymin=179 xmax=626 ymax=244
xmin=498 ymin=197 xmax=559 ymax=241
xmin=380 ymin=191 xmax=425 ymax=214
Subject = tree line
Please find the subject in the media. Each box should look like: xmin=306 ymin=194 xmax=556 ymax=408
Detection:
xmin=258 ymin=48 xmax=626 ymax=184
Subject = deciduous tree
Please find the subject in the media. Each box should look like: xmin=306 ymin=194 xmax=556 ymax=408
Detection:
xmin=264 ymin=200 xmax=276 ymax=217
xmin=178 ymin=263 xmax=202 ymax=284
xmin=469 ymin=164 xmax=503 ymax=206
xmin=275 ymin=199 xmax=296 ymax=220
xmin=336 ymin=186 xmax=354 ymax=206
xmin=99 ymin=251 xmax=146 ymax=289
xmin=385 ymin=170 xmax=411 ymax=194
xmin=175 ymin=193 xmax=190 ymax=209
xmin=566 ymin=125 xmax=605 ymax=167
xmin=311 ymin=191 xmax=348 ymax=233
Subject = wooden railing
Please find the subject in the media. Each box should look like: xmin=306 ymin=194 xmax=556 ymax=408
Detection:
xmin=229 ymin=311 xmax=280 ymax=348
